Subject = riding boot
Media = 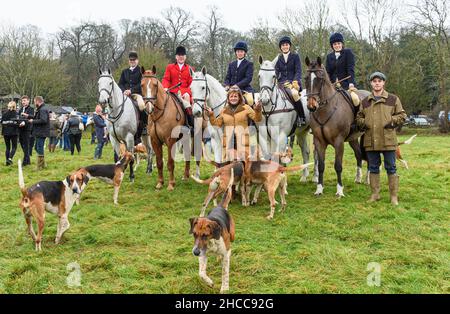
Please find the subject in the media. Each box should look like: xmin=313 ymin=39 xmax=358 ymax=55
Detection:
xmin=388 ymin=174 xmax=399 ymax=206
xmin=294 ymin=100 xmax=306 ymax=126
xmin=185 ymin=107 xmax=195 ymax=136
xmin=368 ymin=173 xmax=381 ymax=202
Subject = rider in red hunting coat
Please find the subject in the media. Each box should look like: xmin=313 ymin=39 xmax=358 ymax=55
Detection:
xmin=162 ymin=46 xmax=194 ymax=129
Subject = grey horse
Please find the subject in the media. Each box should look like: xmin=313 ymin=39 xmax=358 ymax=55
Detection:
xmin=98 ymin=69 xmax=152 ymax=181
xmin=258 ymin=57 xmax=313 ymax=182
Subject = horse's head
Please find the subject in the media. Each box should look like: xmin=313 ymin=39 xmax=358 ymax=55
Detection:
xmin=305 ymin=57 xmax=328 ymax=112
xmin=258 ymin=56 xmax=277 ymax=105
xmin=98 ymin=68 xmax=114 ymax=106
xmin=141 ymin=65 xmax=159 ymax=114
xmin=191 ymin=66 xmax=210 ymax=118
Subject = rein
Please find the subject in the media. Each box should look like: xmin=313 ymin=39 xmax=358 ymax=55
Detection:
xmin=192 ymin=77 xmax=225 ymax=120
xmin=259 ymin=67 xmax=295 ymax=140
xmin=99 ymin=74 xmax=128 ymax=144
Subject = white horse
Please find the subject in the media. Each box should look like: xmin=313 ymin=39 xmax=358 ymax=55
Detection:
xmin=258 ymin=57 xmax=313 ymax=182
xmin=98 ymin=69 xmax=152 ymax=181
xmin=191 ymin=67 xmax=227 ymax=165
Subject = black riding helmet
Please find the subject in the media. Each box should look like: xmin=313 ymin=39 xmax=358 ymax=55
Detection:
xmin=329 ymin=33 xmax=344 ymax=46
xmin=233 ymin=41 xmax=248 ymax=53
xmin=128 ymin=51 xmax=138 ymax=60
xmin=279 ymin=36 xmax=292 ymax=49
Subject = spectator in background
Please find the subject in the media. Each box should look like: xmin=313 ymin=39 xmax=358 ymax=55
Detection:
xmin=29 ymin=96 xmax=49 ymax=170
xmin=1 ymin=101 xmax=19 ymax=166
xmin=93 ymin=105 xmax=107 ymax=159
xmin=82 ymin=112 xmax=88 ymax=127
xmin=18 ymin=95 xmax=34 ymax=166
xmin=66 ymin=111 xmax=82 ymax=155
xmin=48 ymin=112 xmax=61 ymax=153
xmin=61 ymin=114 xmax=71 ymax=151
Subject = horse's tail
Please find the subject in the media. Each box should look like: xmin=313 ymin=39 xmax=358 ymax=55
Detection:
xmin=190 ymin=175 xmax=214 ymax=185
xmin=399 ymin=134 xmax=417 ymax=145
xmin=278 ymin=162 xmax=314 ymax=173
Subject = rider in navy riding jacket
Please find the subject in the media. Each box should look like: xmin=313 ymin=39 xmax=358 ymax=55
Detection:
xmin=224 ymin=59 xmax=254 ymax=93
xmin=325 ymin=33 xmax=356 ymax=90
xmin=224 ymin=41 xmax=254 ymax=106
xmin=274 ymin=36 xmax=305 ymax=125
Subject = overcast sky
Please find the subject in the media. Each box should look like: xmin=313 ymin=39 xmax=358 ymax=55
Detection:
xmin=0 ymin=0 xmax=427 ymax=36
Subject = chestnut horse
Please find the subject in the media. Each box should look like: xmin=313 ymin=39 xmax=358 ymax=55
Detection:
xmin=141 ymin=66 xmax=191 ymax=191
xmin=305 ymin=57 xmax=369 ymax=198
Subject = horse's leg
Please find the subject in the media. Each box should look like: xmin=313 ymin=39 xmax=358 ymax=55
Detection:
xmin=349 ymin=139 xmax=363 ymax=184
xmin=297 ymin=128 xmax=310 ymax=183
xmin=151 ymin=137 xmax=164 ymax=189
xmin=312 ymin=147 xmax=319 ymax=183
xmin=126 ymin=135 xmax=135 ymax=182
xmin=258 ymin=128 xmax=269 ymax=159
xmin=314 ymin=137 xmax=326 ymax=196
xmin=334 ymin=138 xmax=345 ymax=198
xmin=110 ymin=136 xmax=119 ymax=162
xmin=142 ymin=135 xmax=153 ymax=174
xmin=167 ymin=138 xmax=177 ymax=191
xmin=183 ymin=133 xmax=191 ymax=181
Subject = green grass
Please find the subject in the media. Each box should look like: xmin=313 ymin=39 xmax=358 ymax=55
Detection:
xmin=0 ymin=129 xmax=448 ymax=294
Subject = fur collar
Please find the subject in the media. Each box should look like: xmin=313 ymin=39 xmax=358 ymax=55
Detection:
xmin=223 ymin=103 xmax=246 ymax=115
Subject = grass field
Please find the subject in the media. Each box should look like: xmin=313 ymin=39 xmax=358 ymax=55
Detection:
xmin=0 ymin=129 xmax=448 ymax=294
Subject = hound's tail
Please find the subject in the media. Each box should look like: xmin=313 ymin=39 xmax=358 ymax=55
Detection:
xmin=18 ymin=159 xmax=27 ymax=196
xmin=191 ymin=175 xmax=214 ymax=185
xmin=279 ymin=162 xmax=314 ymax=173
xmin=399 ymin=134 xmax=417 ymax=145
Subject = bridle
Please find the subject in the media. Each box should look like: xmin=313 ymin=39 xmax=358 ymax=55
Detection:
xmin=259 ymin=67 xmax=290 ymax=113
xmin=192 ymin=76 xmax=225 ymax=120
xmin=305 ymin=68 xmax=338 ymax=109
xmin=142 ymin=74 xmax=159 ymax=109
xmin=99 ymin=74 xmax=126 ymax=122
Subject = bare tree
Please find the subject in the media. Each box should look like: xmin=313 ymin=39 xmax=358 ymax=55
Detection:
xmin=340 ymin=0 xmax=401 ymax=89
xmin=0 ymin=25 xmax=69 ymax=104
xmin=410 ymin=0 xmax=449 ymax=132
xmin=161 ymin=7 xmax=198 ymax=57
xmin=278 ymin=0 xmax=332 ymax=58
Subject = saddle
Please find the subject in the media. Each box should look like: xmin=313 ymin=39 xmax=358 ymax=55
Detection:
xmin=337 ymin=89 xmax=359 ymax=117
xmin=336 ymin=88 xmax=361 ymax=140
xmin=278 ymin=83 xmax=297 ymax=105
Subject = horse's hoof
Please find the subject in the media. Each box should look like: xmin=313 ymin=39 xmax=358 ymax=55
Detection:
xmin=167 ymin=184 xmax=175 ymax=191
xmin=312 ymin=177 xmax=319 ymax=183
xmin=266 ymin=214 xmax=274 ymax=220
xmin=336 ymin=193 xmax=345 ymax=198
xmin=155 ymin=183 xmax=163 ymax=190
xmin=251 ymin=200 xmax=257 ymax=205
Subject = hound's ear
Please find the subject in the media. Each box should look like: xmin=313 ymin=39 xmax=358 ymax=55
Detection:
xmin=152 ymin=65 xmax=156 ymax=75
xmin=317 ymin=57 xmax=322 ymax=67
xmin=108 ymin=68 xmax=111 ymax=75
xmin=259 ymin=55 xmax=263 ymax=65
xmin=305 ymin=57 xmax=310 ymax=66
xmin=189 ymin=218 xmax=197 ymax=234
xmin=211 ymin=221 xmax=221 ymax=240
xmin=201 ymin=66 xmax=207 ymax=76
xmin=65 ymin=176 xmax=72 ymax=185
xmin=83 ymin=174 xmax=90 ymax=185
xmin=141 ymin=66 xmax=145 ymax=74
